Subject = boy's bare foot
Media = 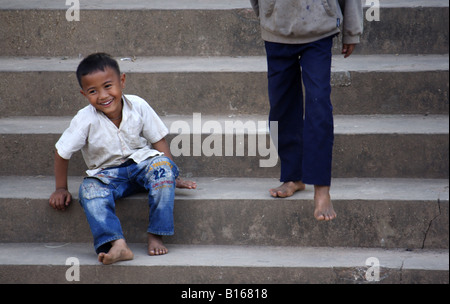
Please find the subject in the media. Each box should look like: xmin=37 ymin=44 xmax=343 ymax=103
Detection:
xmin=270 ymin=181 xmax=306 ymax=198
xmin=148 ymin=233 xmax=168 ymax=256
xmin=98 ymin=239 xmax=134 ymax=265
xmin=314 ymin=185 xmax=336 ymax=221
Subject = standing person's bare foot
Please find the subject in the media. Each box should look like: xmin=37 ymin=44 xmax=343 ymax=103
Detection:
xmin=148 ymin=233 xmax=168 ymax=256
xmin=98 ymin=239 xmax=134 ymax=265
xmin=313 ymin=185 xmax=336 ymax=221
xmin=270 ymin=181 xmax=306 ymax=198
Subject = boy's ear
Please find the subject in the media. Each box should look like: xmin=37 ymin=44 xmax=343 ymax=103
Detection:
xmin=80 ymin=89 xmax=87 ymax=97
xmin=120 ymin=73 xmax=126 ymax=89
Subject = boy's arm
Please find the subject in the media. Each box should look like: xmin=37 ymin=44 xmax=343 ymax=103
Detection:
xmin=152 ymin=138 xmax=197 ymax=189
xmin=49 ymin=150 xmax=72 ymax=211
xmin=152 ymin=138 xmax=174 ymax=161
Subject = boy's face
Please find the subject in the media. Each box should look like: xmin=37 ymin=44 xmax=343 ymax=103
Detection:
xmin=80 ymin=67 xmax=126 ymax=119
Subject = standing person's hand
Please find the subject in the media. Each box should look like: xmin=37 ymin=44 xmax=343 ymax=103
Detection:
xmin=342 ymin=44 xmax=356 ymax=58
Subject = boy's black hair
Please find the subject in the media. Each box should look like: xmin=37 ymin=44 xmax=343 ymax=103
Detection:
xmin=76 ymin=53 xmax=121 ymax=88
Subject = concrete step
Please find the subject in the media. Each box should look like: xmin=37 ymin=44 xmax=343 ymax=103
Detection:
xmin=0 ymin=54 xmax=448 ymax=117
xmin=0 ymin=176 xmax=448 ymax=249
xmin=0 ymin=243 xmax=448 ymax=284
xmin=0 ymin=0 xmax=448 ymax=57
xmin=0 ymin=115 xmax=448 ymax=178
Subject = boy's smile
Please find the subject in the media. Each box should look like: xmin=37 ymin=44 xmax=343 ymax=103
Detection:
xmin=80 ymin=67 xmax=126 ymax=121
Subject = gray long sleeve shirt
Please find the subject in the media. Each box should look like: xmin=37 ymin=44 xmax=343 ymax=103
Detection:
xmin=250 ymin=0 xmax=363 ymax=44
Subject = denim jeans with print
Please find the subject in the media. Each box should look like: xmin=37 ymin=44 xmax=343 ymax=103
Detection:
xmin=78 ymin=155 xmax=179 ymax=253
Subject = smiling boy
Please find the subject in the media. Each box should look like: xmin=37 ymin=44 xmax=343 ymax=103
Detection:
xmin=49 ymin=53 xmax=196 ymax=264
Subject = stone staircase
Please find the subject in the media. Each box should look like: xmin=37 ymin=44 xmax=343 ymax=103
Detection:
xmin=0 ymin=0 xmax=448 ymax=284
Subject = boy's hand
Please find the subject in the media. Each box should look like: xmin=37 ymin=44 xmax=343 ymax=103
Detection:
xmin=49 ymin=188 xmax=72 ymax=211
xmin=176 ymin=177 xmax=197 ymax=190
xmin=151 ymin=138 xmax=197 ymax=190
xmin=342 ymin=43 xmax=356 ymax=58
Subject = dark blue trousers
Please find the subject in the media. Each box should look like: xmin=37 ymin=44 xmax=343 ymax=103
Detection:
xmin=265 ymin=36 xmax=334 ymax=186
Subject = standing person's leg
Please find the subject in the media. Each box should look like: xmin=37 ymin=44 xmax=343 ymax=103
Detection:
xmin=264 ymin=41 xmax=306 ymax=197
xmin=299 ymin=35 xmax=336 ymax=221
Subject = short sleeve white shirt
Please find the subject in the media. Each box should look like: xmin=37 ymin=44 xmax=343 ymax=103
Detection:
xmin=55 ymin=94 xmax=169 ymax=176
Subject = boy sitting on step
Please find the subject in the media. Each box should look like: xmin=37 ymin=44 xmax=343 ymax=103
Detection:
xmin=49 ymin=53 xmax=196 ymax=265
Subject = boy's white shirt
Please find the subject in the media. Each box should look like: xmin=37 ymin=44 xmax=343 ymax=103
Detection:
xmin=55 ymin=94 xmax=168 ymax=176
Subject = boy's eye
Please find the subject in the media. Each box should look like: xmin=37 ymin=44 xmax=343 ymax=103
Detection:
xmin=88 ymin=90 xmax=96 ymax=95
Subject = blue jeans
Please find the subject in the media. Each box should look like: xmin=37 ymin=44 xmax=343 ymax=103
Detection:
xmin=78 ymin=155 xmax=179 ymax=253
xmin=265 ymin=36 xmax=334 ymax=186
